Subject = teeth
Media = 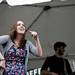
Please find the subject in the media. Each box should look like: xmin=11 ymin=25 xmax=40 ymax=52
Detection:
xmin=20 ymin=28 xmax=24 ymax=30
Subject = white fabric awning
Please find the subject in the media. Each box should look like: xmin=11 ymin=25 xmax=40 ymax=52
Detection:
xmin=0 ymin=0 xmax=3 ymax=3
xmin=0 ymin=0 xmax=52 ymax=6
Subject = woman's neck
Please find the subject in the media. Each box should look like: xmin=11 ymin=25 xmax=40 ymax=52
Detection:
xmin=15 ymin=34 xmax=24 ymax=42
xmin=14 ymin=34 xmax=23 ymax=47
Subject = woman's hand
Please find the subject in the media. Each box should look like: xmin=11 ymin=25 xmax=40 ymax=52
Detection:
xmin=29 ymin=30 xmax=38 ymax=40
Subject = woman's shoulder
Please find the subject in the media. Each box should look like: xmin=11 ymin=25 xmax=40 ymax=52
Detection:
xmin=0 ymin=35 xmax=10 ymax=38
xmin=0 ymin=35 xmax=10 ymax=44
xmin=26 ymin=40 xmax=32 ymax=44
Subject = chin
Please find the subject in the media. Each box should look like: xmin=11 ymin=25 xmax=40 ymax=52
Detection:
xmin=17 ymin=30 xmax=25 ymax=34
xmin=20 ymin=33 xmax=25 ymax=34
xmin=18 ymin=31 xmax=25 ymax=34
xmin=18 ymin=32 xmax=25 ymax=35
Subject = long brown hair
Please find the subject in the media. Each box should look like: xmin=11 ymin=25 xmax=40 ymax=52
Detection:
xmin=9 ymin=23 xmax=26 ymax=48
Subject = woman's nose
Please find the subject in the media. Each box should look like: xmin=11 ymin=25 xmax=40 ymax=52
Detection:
xmin=20 ymin=24 xmax=23 ymax=27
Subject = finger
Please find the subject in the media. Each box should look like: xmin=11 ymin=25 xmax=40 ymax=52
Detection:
xmin=28 ymin=30 xmax=32 ymax=33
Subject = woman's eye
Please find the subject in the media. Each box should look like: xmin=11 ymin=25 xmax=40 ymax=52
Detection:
xmin=17 ymin=24 xmax=20 ymax=26
xmin=17 ymin=23 xmax=25 ymax=27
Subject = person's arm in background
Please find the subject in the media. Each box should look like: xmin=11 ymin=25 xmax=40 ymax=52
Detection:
xmin=41 ymin=70 xmax=51 ymax=75
xmin=41 ymin=57 xmax=59 ymax=75
xmin=41 ymin=71 xmax=58 ymax=75
xmin=41 ymin=57 xmax=50 ymax=75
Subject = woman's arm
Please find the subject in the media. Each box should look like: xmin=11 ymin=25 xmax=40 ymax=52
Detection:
xmin=29 ymin=31 xmax=43 ymax=56
xmin=34 ymin=35 xmax=43 ymax=56
xmin=0 ymin=35 xmax=9 ymax=44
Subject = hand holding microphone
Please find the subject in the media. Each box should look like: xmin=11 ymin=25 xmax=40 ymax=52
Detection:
xmin=29 ymin=30 xmax=38 ymax=40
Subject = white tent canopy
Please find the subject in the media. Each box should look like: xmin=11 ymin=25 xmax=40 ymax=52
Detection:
xmin=0 ymin=0 xmax=52 ymax=6
xmin=0 ymin=0 xmax=3 ymax=3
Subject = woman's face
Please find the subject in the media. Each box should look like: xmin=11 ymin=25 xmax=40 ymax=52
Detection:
xmin=16 ymin=20 xmax=26 ymax=34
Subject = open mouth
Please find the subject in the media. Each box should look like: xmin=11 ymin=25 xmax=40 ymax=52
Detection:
xmin=20 ymin=28 xmax=25 ymax=31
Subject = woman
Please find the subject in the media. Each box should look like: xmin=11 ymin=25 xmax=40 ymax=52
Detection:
xmin=0 ymin=20 xmax=43 ymax=75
